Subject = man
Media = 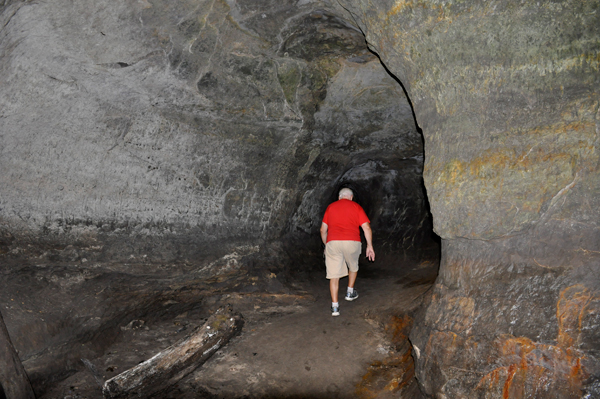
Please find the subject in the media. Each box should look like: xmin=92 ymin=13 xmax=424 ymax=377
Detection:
xmin=320 ymin=188 xmax=375 ymax=316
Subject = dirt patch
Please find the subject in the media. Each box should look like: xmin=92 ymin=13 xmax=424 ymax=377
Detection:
xmin=37 ymin=257 xmax=437 ymax=398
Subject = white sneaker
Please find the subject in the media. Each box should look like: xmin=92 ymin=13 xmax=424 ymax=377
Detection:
xmin=345 ymin=290 xmax=359 ymax=301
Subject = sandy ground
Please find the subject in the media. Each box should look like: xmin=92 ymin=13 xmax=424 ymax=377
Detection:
xmin=40 ymin=254 xmax=437 ymax=399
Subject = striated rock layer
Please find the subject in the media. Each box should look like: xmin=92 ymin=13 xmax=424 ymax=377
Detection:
xmin=335 ymin=0 xmax=600 ymax=397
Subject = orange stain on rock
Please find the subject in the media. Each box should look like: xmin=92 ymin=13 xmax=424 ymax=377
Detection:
xmin=557 ymin=285 xmax=592 ymax=348
xmin=356 ymin=314 xmax=418 ymax=398
xmin=499 ymin=335 xmax=536 ymax=359
xmin=475 ymin=285 xmax=597 ymax=397
xmin=503 ymin=363 xmax=518 ymax=399
xmin=432 ymin=118 xmax=596 ymax=186
xmin=436 ymin=147 xmax=575 ymax=187
xmin=388 ymin=0 xmax=443 ymax=18
xmin=389 ymin=1 xmax=412 ymax=16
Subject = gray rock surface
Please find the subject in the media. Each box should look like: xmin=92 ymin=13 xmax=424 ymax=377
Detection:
xmin=0 ymin=0 xmax=432 ymax=394
xmin=0 ymin=0 xmax=429 ymax=262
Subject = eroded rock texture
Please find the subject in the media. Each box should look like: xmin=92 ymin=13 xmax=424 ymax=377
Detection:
xmin=0 ymin=0 xmax=429 ymax=261
xmin=334 ymin=0 xmax=600 ymax=397
xmin=0 ymin=0 xmax=432 ymax=393
xmin=5 ymin=0 xmax=596 ymax=396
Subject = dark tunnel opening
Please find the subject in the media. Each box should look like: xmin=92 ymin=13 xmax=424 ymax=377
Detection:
xmin=278 ymin=45 xmax=441 ymax=283
xmin=270 ymin=9 xmax=441 ymax=280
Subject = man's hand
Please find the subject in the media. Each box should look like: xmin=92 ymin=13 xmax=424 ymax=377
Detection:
xmin=365 ymin=245 xmax=375 ymax=262
xmin=361 ymin=222 xmax=375 ymax=262
xmin=320 ymin=222 xmax=328 ymax=246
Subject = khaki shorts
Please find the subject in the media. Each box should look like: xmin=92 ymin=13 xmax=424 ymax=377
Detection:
xmin=325 ymin=240 xmax=361 ymax=279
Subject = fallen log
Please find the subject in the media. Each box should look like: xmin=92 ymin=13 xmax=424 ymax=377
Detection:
xmin=0 ymin=310 xmax=36 ymax=399
xmin=102 ymin=306 xmax=244 ymax=398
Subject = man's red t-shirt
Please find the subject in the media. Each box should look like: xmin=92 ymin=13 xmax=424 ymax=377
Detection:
xmin=322 ymin=199 xmax=370 ymax=243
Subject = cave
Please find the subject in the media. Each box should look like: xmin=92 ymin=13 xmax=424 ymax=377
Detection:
xmin=0 ymin=0 xmax=598 ymax=398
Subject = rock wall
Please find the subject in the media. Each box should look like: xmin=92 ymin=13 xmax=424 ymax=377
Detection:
xmin=335 ymin=0 xmax=600 ymax=397
xmin=8 ymin=0 xmax=596 ymax=395
xmin=0 ymin=0 xmax=431 ymax=264
xmin=0 ymin=0 xmax=434 ymax=389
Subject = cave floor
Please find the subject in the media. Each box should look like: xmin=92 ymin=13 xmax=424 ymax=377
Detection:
xmin=38 ymin=254 xmax=437 ymax=399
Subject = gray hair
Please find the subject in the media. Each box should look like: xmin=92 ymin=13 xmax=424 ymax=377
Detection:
xmin=338 ymin=188 xmax=353 ymax=199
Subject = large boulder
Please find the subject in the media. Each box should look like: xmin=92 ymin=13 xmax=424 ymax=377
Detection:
xmin=335 ymin=0 xmax=600 ymax=397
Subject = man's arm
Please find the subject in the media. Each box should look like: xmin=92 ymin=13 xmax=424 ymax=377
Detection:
xmin=361 ymin=222 xmax=375 ymax=261
xmin=320 ymin=222 xmax=328 ymax=245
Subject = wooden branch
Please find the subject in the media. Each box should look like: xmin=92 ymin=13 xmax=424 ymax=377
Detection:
xmin=102 ymin=306 xmax=244 ymax=398
xmin=0 ymin=310 xmax=36 ymax=399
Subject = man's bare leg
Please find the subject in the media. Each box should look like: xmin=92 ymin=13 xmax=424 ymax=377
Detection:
xmin=330 ymin=278 xmax=339 ymax=303
xmin=345 ymin=271 xmax=359 ymax=301
xmin=348 ymin=271 xmax=357 ymax=289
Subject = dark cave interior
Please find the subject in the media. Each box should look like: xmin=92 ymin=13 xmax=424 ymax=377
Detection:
xmin=2 ymin=0 xmax=599 ymax=398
